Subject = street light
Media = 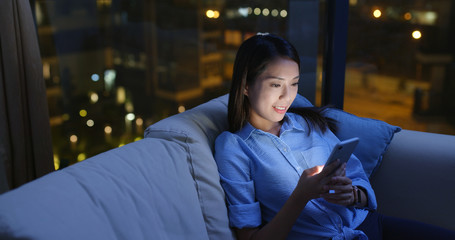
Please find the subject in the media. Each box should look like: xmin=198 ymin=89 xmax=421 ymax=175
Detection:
xmin=412 ymin=30 xmax=422 ymax=40
xmin=373 ymin=9 xmax=382 ymax=18
xmin=206 ymin=10 xmax=220 ymax=19
xmin=404 ymin=12 xmax=412 ymax=21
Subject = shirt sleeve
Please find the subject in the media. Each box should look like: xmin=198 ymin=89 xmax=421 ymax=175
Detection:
xmin=214 ymin=131 xmax=262 ymax=228
xmin=346 ymin=154 xmax=378 ymax=210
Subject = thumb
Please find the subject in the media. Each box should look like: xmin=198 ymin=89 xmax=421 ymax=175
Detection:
xmin=305 ymin=165 xmax=323 ymax=177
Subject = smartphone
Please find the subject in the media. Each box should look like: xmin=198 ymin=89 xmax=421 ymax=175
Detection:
xmin=324 ymin=137 xmax=360 ymax=173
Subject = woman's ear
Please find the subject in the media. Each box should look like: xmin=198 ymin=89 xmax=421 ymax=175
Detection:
xmin=244 ymin=85 xmax=249 ymax=96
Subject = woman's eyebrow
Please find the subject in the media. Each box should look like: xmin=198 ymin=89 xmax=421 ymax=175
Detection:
xmin=264 ymin=75 xmax=300 ymax=80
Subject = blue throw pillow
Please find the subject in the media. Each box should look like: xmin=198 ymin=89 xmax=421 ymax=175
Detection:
xmin=291 ymin=94 xmax=401 ymax=178
xmin=323 ymin=108 xmax=401 ymax=177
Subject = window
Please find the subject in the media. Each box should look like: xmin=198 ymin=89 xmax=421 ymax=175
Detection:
xmin=342 ymin=0 xmax=455 ymax=135
xmin=35 ymin=0 xmax=455 ymax=170
xmin=35 ymin=0 xmax=321 ymax=169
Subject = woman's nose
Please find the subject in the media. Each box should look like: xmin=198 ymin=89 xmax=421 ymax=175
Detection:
xmin=280 ymin=85 xmax=291 ymax=100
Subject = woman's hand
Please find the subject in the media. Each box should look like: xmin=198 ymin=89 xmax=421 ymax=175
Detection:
xmin=321 ymin=175 xmax=354 ymax=206
xmin=294 ymin=160 xmax=346 ymax=202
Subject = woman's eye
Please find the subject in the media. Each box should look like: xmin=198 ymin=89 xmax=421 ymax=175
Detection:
xmin=292 ymin=82 xmax=299 ymax=86
xmin=271 ymin=83 xmax=281 ymax=88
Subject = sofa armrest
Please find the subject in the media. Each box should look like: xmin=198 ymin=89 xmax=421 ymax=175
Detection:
xmin=370 ymin=130 xmax=455 ymax=231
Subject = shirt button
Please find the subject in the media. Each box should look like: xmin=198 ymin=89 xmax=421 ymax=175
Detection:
xmin=283 ymin=148 xmax=287 ymax=152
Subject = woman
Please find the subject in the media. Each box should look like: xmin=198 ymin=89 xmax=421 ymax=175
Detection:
xmin=214 ymin=33 xmax=455 ymax=240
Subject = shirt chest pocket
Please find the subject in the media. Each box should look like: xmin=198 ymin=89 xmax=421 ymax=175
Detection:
xmin=295 ymin=146 xmax=330 ymax=169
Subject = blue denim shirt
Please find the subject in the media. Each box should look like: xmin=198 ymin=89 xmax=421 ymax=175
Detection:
xmin=215 ymin=113 xmax=377 ymax=240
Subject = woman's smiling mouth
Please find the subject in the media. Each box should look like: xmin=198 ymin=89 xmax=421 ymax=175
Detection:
xmin=273 ymin=106 xmax=287 ymax=114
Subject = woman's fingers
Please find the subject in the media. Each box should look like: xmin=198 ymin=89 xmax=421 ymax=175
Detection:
xmin=323 ymin=194 xmax=354 ymax=206
xmin=323 ymin=184 xmax=351 ymax=195
xmin=323 ymin=177 xmax=352 ymax=195
xmin=318 ymin=161 xmax=347 ymax=188
xmin=332 ymin=162 xmax=346 ymax=177
xmin=321 ymin=176 xmax=354 ymax=205
xmin=329 ymin=176 xmax=352 ymax=186
xmin=320 ymin=160 xmax=340 ymax=177
xmin=322 ymin=188 xmax=352 ymax=205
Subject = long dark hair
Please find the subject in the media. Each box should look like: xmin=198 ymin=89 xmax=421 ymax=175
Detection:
xmin=228 ymin=33 xmax=336 ymax=134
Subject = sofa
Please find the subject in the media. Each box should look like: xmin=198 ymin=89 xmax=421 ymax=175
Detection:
xmin=0 ymin=94 xmax=454 ymax=239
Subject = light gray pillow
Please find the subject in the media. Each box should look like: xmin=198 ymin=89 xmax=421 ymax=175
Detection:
xmin=144 ymin=95 xmax=235 ymax=240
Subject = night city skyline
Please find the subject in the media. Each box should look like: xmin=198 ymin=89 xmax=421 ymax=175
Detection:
xmin=34 ymin=0 xmax=455 ymax=169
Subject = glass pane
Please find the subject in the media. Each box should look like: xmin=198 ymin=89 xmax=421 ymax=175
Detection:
xmin=35 ymin=0 xmax=321 ymax=169
xmin=344 ymin=1 xmax=455 ymax=135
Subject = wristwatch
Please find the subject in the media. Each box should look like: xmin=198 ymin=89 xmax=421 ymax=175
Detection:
xmin=352 ymin=185 xmax=361 ymax=205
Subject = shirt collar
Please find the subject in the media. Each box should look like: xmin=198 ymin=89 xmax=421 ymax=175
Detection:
xmin=236 ymin=113 xmax=306 ymax=140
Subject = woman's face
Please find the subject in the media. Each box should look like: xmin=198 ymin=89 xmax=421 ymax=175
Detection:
xmin=245 ymin=57 xmax=299 ymax=133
